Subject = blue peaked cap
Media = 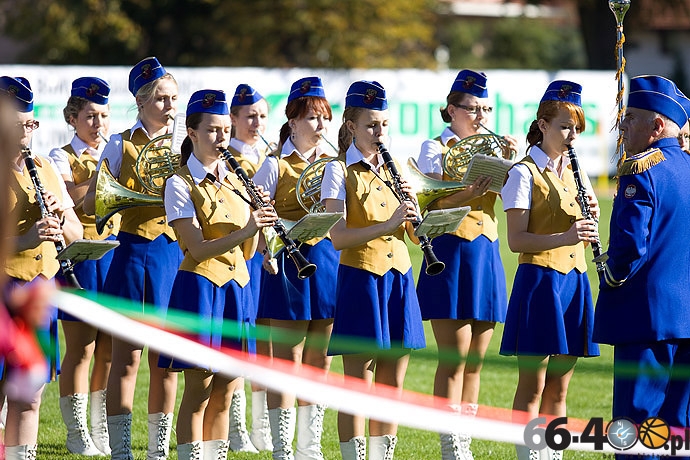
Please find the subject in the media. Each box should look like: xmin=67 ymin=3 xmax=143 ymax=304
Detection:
xmin=628 ymin=75 xmax=690 ymax=128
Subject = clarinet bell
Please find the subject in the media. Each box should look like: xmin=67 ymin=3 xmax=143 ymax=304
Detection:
xmin=288 ymin=249 xmax=317 ymax=279
xmin=424 ymin=253 xmax=445 ymax=276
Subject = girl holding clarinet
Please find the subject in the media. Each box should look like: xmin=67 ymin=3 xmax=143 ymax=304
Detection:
xmin=160 ymin=88 xmax=277 ymax=460
xmin=1 ymin=75 xmax=83 ymax=460
xmin=321 ymin=80 xmax=426 ymax=460
xmin=500 ymin=80 xmax=600 ymax=460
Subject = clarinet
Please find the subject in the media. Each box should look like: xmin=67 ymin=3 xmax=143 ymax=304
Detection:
xmin=217 ymin=148 xmax=317 ymax=280
xmin=21 ymin=148 xmax=83 ymax=289
xmin=376 ymin=143 xmax=445 ymax=276
xmin=567 ymin=145 xmax=605 ymax=279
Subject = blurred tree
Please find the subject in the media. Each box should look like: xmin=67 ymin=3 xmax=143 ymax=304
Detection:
xmin=0 ymin=0 xmax=437 ymax=68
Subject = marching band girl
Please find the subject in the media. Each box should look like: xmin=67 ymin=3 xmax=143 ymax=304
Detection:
xmin=1 ymin=76 xmax=83 ymax=460
xmin=415 ymin=69 xmax=516 ymax=460
xmin=226 ymin=83 xmax=273 ymax=452
xmin=321 ymin=80 xmax=426 ymax=460
xmin=83 ymin=56 xmax=182 ymax=460
xmin=159 ymin=89 xmax=277 ymax=460
xmin=49 ymin=76 xmax=118 ymax=456
xmin=252 ymin=76 xmax=339 ymax=460
xmin=500 ymin=80 xmax=600 ymax=460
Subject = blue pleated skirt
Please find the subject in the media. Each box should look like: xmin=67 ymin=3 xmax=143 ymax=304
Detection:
xmin=417 ymin=234 xmax=508 ymax=322
xmin=499 ymin=264 xmax=600 ymax=357
xmin=103 ymin=232 xmax=183 ymax=313
xmin=257 ymin=238 xmax=339 ymax=320
xmin=58 ymin=234 xmax=117 ymax=321
xmin=1 ymin=277 xmax=59 ymax=382
xmin=243 ymin=251 xmax=263 ymax=354
xmin=328 ymin=266 xmax=426 ymax=355
xmin=158 ymin=270 xmax=249 ymax=370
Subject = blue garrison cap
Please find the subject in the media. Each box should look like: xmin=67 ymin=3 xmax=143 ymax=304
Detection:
xmin=628 ymin=75 xmax=689 ymax=128
xmin=186 ymin=89 xmax=229 ymax=117
xmin=450 ymin=70 xmax=488 ymax=98
xmin=345 ymin=80 xmax=388 ymax=110
xmin=0 ymin=76 xmax=33 ymax=112
xmin=288 ymin=76 xmax=326 ymax=103
xmin=128 ymin=56 xmax=166 ymax=97
xmin=231 ymin=84 xmax=263 ymax=107
xmin=71 ymin=77 xmax=110 ymax=105
xmin=540 ymin=80 xmax=582 ymax=107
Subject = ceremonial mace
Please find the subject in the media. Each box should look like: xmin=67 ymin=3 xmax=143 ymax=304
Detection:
xmin=609 ymin=0 xmax=631 ymax=161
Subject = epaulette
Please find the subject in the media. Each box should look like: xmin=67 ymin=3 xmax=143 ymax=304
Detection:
xmin=617 ymin=148 xmax=665 ymax=176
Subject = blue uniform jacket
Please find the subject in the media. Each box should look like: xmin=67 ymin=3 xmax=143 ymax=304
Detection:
xmin=594 ymin=137 xmax=690 ymax=345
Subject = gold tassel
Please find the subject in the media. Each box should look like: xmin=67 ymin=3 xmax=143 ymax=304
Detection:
xmin=617 ymin=149 xmax=666 ymax=176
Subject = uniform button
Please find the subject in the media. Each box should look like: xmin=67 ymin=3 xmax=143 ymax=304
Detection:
xmin=564 ymin=187 xmax=569 ymax=192
xmin=218 ymin=198 xmax=224 ymax=203
xmin=385 ymin=237 xmax=393 ymax=241
xmin=228 ymin=265 xmax=235 ymax=271
xmin=157 ymin=219 xmax=166 ymax=225
xmin=380 ymin=202 xmax=386 ymax=207
xmin=377 ymin=185 xmax=383 ymax=191
xmin=477 ymin=205 xmax=483 ymax=211
xmin=477 ymin=221 xmax=483 ymax=226
xmin=229 ymin=248 xmax=235 ymax=254
xmin=570 ymin=202 xmax=575 ymax=207
xmin=225 ymin=214 xmax=230 ymax=219
xmin=570 ymin=217 xmax=576 ymax=224
xmin=107 ymin=223 xmax=114 ymax=229
xmin=387 ymin=253 xmax=393 ymax=258
xmin=569 ymin=253 xmax=575 ymax=258
xmin=35 ymin=254 xmax=42 ymax=261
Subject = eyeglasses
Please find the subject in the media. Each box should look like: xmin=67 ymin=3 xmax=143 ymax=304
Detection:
xmin=454 ymin=104 xmax=493 ymax=115
xmin=17 ymin=120 xmax=40 ymax=131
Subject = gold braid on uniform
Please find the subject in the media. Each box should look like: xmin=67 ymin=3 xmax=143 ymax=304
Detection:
xmin=617 ymin=148 xmax=665 ymax=176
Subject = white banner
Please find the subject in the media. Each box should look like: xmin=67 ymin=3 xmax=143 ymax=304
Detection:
xmin=0 ymin=65 xmax=622 ymax=175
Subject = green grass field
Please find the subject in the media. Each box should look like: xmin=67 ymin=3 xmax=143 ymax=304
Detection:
xmin=35 ymin=194 xmax=618 ymax=459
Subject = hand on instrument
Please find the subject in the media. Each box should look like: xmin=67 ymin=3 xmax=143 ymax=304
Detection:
xmin=41 ymin=190 xmax=64 ymax=216
xmin=577 ymin=192 xmax=600 ymax=220
xmin=397 ymin=178 xmax=417 ymax=205
xmin=388 ymin=200 xmax=419 ymax=231
xmin=31 ymin=215 xmax=64 ymax=246
xmin=502 ymin=134 xmax=519 ymax=159
xmin=248 ymin=205 xmax=278 ymax=232
xmin=466 ymin=175 xmax=492 ymax=198
xmin=262 ymin=250 xmax=279 ymax=275
xmin=566 ymin=218 xmax=599 ymax=245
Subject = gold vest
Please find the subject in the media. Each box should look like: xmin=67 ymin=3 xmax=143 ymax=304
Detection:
xmin=225 ymin=144 xmax=266 ymax=178
xmin=428 ymin=136 xmax=498 ymax=242
xmin=517 ymin=157 xmax=587 ymax=274
xmin=7 ymin=157 xmax=63 ymax=281
xmin=117 ymin=129 xmax=176 ymax=241
xmin=273 ymin=154 xmax=309 ymax=222
xmin=62 ymin=144 xmax=120 ymax=240
xmin=339 ymin=160 xmax=412 ymax=276
xmin=174 ymin=166 xmax=251 ymax=287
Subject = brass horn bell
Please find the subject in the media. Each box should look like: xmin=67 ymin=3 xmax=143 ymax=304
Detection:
xmin=95 ymin=159 xmax=163 ymax=234
xmin=407 ymin=157 xmax=466 ymax=211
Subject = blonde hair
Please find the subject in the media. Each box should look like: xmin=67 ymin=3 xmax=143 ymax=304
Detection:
xmin=135 ymin=73 xmax=177 ymax=120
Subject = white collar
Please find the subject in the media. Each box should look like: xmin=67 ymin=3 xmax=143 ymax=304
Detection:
xmin=440 ymin=127 xmax=461 ymax=147
xmin=345 ymin=142 xmax=383 ymax=171
xmin=280 ymin=138 xmax=333 ymax=161
xmin=186 ymin=152 xmax=230 ymax=185
xmin=529 ymin=145 xmax=571 ymax=173
xmin=70 ymin=134 xmax=103 ymax=158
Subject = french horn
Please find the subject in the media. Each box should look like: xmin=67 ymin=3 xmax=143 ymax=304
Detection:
xmin=442 ymin=133 xmax=508 ymax=182
xmin=94 ymin=133 xmax=178 ymax=234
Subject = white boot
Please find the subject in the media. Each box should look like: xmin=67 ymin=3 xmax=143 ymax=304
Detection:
xmin=4 ymin=444 xmax=38 ymax=460
xmin=0 ymin=395 xmax=7 ymax=430
xmin=250 ymin=390 xmax=273 ymax=451
xmin=228 ymin=389 xmax=258 ymax=453
xmin=515 ymin=445 xmax=541 ymax=460
xmin=177 ymin=441 xmax=203 ymax=460
xmin=547 ymin=447 xmax=563 ymax=460
xmin=90 ymin=390 xmax=110 ymax=455
xmin=295 ymin=404 xmax=326 ymax=460
xmin=339 ymin=436 xmax=366 ymax=460
xmin=269 ymin=407 xmax=296 ymax=460
xmin=204 ymin=439 xmax=230 ymax=460
xmin=108 ymin=413 xmax=134 ymax=460
xmin=59 ymin=394 xmax=102 ymax=456
xmin=147 ymin=412 xmax=173 ymax=460
xmin=368 ymin=435 xmax=397 ymax=460
xmin=440 ymin=433 xmax=475 ymax=460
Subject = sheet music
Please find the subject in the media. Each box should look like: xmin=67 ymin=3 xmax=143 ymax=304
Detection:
xmin=56 ymin=239 xmax=120 ymax=263
xmin=415 ymin=206 xmax=471 ymax=239
xmin=461 ymin=154 xmax=514 ymax=194
xmin=171 ymin=113 xmax=187 ymax=155
xmin=287 ymin=212 xmax=343 ymax=242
